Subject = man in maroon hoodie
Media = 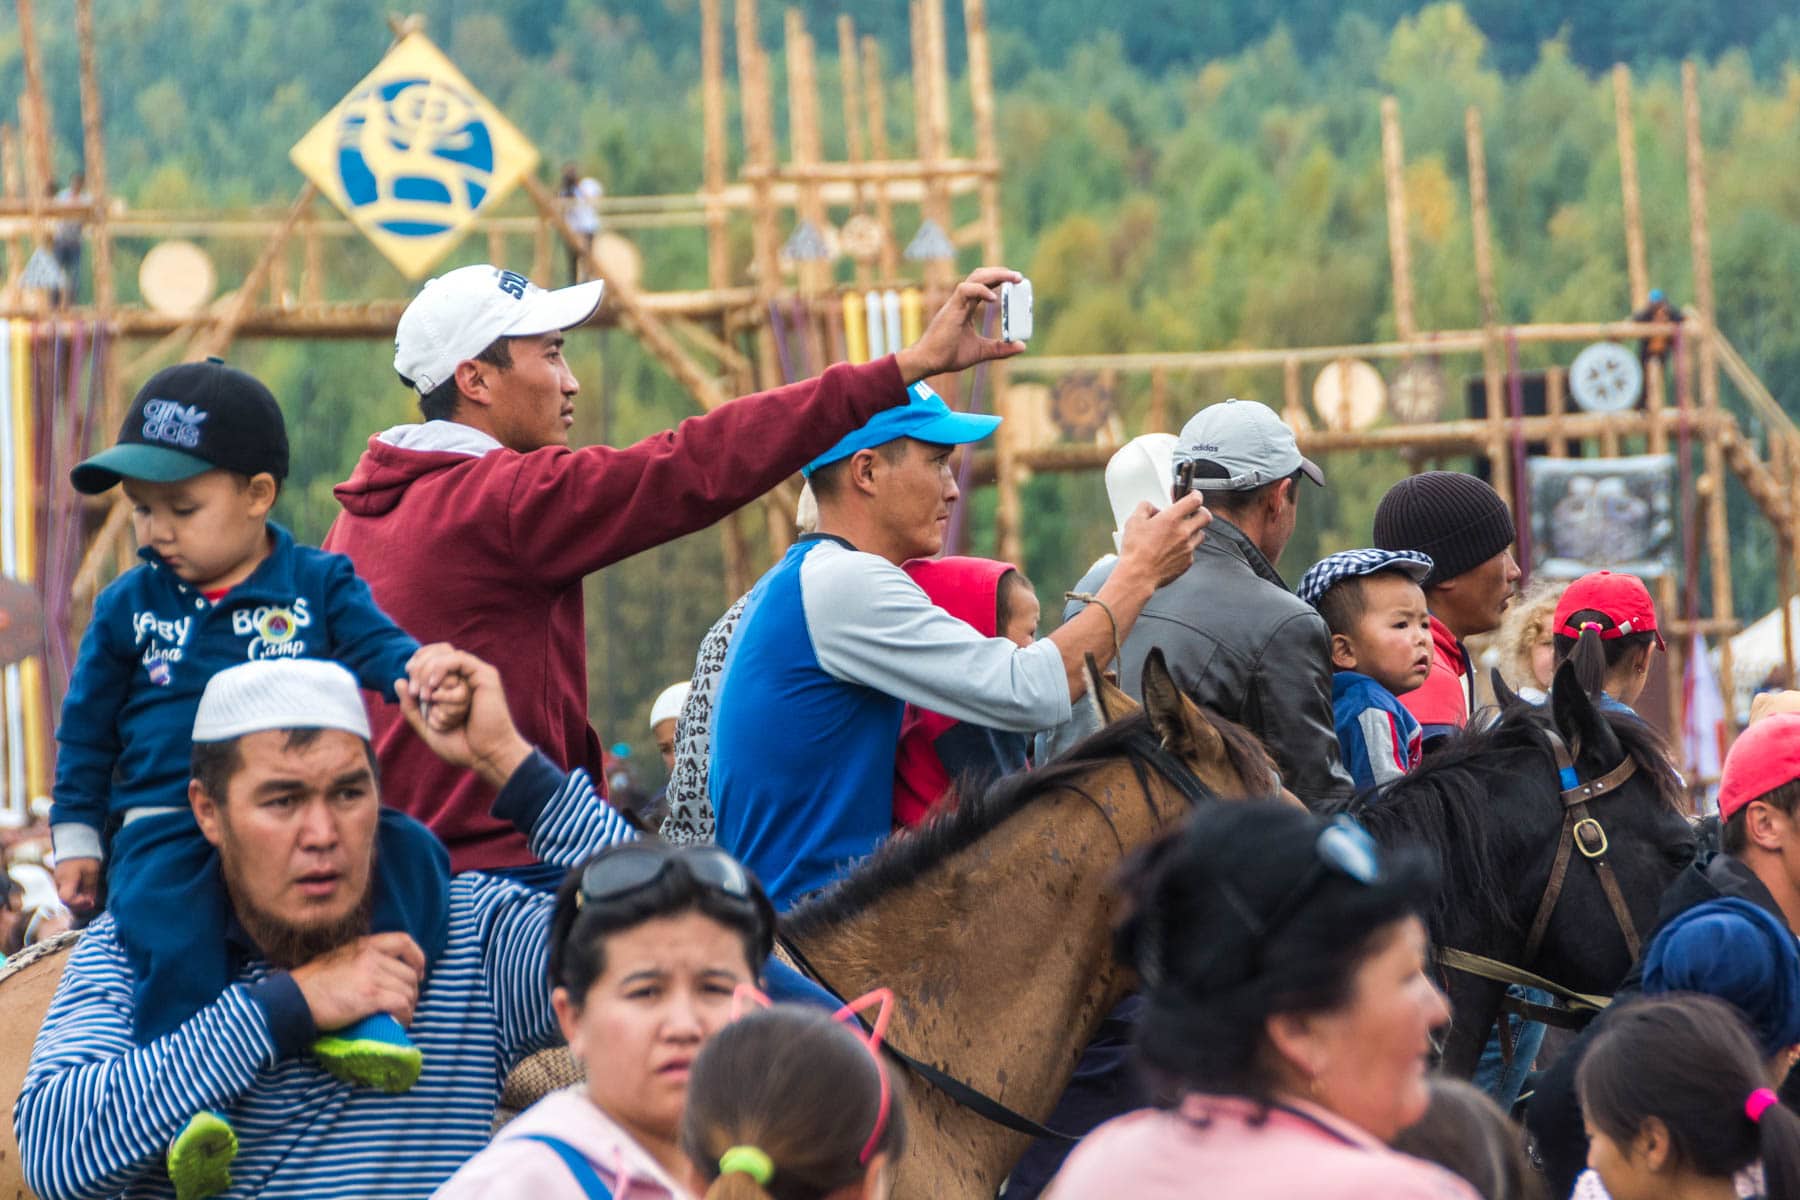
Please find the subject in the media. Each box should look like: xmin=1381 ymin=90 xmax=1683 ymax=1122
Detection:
xmin=325 ymin=263 xmax=1024 ymax=878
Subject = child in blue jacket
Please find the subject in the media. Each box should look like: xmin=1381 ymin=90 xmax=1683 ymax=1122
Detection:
xmin=1297 ymin=549 xmax=1436 ymax=793
xmin=52 ymin=359 xmax=462 ymax=1199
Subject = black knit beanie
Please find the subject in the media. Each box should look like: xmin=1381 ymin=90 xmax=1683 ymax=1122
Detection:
xmin=1372 ymin=471 xmax=1516 ymax=587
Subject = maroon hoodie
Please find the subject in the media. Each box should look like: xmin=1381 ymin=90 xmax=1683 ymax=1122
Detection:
xmin=324 ymin=356 xmax=907 ymax=871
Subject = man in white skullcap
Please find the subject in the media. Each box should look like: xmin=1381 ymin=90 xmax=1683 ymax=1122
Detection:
xmin=17 ymin=653 xmax=636 ymax=1200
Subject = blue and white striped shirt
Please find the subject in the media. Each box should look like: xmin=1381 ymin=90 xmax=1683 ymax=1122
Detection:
xmin=15 ymin=756 xmax=634 ymax=1200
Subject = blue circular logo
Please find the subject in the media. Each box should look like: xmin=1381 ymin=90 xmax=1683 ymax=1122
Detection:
xmin=335 ymin=77 xmax=495 ymax=238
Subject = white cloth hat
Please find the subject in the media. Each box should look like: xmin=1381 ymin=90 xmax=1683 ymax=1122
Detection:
xmin=649 ymin=681 xmax=691 ymax=729
xmin=395 ymin=264 xmax=605 ymax=395
xmin=192 ymin=659 xmax=372 ymax=743
xmin=1105 ymin=433 xmax=1178 ymax=553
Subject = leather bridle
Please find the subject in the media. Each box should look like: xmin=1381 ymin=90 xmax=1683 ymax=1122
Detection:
xmin=1437 ymin=726 xmax=1643 ymax=1032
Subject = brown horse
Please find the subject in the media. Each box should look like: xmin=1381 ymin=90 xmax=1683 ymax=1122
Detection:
xmin=781 ymin=649 xmax=1284 ymax=1199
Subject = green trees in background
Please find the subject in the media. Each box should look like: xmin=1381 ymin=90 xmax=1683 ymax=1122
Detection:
xmin=6 ymin=1 xmax=1800 ymax=769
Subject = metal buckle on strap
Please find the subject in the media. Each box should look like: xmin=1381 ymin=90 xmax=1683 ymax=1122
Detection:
xmin=1573 ymin=816 xmax=1609 ymax=858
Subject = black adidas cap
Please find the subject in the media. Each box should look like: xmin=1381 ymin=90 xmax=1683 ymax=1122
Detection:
xmin=71 ymin=358 xmax=289 ymax=495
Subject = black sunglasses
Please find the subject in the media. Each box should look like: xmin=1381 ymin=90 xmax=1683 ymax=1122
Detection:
xmin=577 ymin=843 xmax=774 ymax=956
xmin=1215 ymin=815 xmax=1384 ymax=944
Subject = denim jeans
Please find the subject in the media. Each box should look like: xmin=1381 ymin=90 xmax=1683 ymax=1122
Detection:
xmin=1471 ymin=985 xmax=1550 ymax=1112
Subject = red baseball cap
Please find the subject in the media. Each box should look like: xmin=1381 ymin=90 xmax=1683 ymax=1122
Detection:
xmin=1719 ymin=713 xmax=1800 ymax=822
xmin=1554 ymin=571 xmax=1665 ymax=651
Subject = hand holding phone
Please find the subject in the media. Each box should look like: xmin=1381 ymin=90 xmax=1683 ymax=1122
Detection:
xmin=1000 ymin=279 xmax=1034 ymax=343
xmin=1172 ymin=459 xmax=1199 ymax=503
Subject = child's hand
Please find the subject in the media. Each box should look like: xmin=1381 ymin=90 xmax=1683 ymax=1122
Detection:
xmin=422 ymin=669 xmax=471 ymax=733
xmin=404 ymin=643 xmax=472 ymax=733
xmin=55 ymin=856 xmax=101 ymax=915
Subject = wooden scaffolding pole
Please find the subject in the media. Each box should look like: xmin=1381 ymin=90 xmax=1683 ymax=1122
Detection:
xmin=701 ymin=0 xmax=752 ymax=602
xmin=861 ymin=36 xmax=900 ymax=281
xmin=1683 ymin=61 xmax=1739 ymax=701
xmin=784 ymin=10 xmax=829 ymax=300
xmin=964 ymin=0 xmax=1003 ymax=266
xmin=700 ymin=0 xmax=732 ymax=293
xmin=1379 ymin=97 xmax=1417 ymax=342
xmin=735 ymin=0 xmax=785 ymax=392
xmin=15 ymin=0 xmax=54 ymax=257
xmin=837 ymin=16 xmax=870 ymax=288
xmin=1614 ymin=65 xmax=1650 ymax=310
xmin=1465 ymin=106 xmax=1511 ymax=508
xmin=75 ymin=0 xmax=113 ymax=316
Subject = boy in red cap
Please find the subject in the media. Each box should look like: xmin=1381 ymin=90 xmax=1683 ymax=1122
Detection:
xmin=1550 ymin=570 xmax=1665 ymax=721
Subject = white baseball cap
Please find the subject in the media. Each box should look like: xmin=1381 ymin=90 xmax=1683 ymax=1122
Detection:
xmin=193 ymin=659 xmax=372 ymax=743
xmin=394 ymin=264 xmax=605 ymax=395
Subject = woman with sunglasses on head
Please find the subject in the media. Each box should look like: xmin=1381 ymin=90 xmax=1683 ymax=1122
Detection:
xmin=1046 ymin=801 xmax=1477 ymax=1200
xmin=434 ymin=842 xmax=777 ymax=1199
xmin=681 ymin=1002 xmax=907 ymax=1200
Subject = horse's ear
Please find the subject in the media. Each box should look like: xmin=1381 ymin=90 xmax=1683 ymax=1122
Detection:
xmin=1090 ymin=657 xmax=1138 ymax=726
xmin=1085 ymin=653 xmax=1117 ymax=725
xmin=1491 ymin=667 xmax=1521 ymax=709
xmin=1142 ymin=647 xmax=1224 ymax=763
xmin=1549 ymin=659 xmax=1620 ymax=763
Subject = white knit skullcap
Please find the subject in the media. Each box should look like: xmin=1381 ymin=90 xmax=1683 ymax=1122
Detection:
xmin=649 ymin=680 xmax=691 ymax=730
xmin=192 ymin=659 xmax=373 ymax=743
xmin=1105 ymin=433 xmax=1178 ymax=552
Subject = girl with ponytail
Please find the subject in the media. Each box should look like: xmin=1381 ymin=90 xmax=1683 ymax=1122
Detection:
xmin=681 ymin=1000 xmax=906 ymax=1200
xmin=1550 ymin=571 xmax=1664 ymax=720
xmin=1578 ymin=994 xmax=1800 ymax=1200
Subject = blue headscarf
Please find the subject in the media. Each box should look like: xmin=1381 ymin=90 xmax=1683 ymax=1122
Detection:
xmin=1642 ymin=896 xmax=1800 ymax=1057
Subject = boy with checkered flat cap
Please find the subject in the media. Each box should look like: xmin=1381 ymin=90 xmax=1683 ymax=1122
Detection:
xmin=1297 ymin=549 xmax=1436 ymax=792
xmin=53 ymin=359 xmax=467 ymax=1197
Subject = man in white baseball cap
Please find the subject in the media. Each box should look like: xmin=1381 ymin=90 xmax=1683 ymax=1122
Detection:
xmin=324 ymin=263 xmax=1028 ymax=884
xmin=1117 ymin=398 xmax=1352 ymax=809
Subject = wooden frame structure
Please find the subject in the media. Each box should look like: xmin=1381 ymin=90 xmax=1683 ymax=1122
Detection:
xmin=4 ymin=4 xmax=1794 ymax=759
xmin=1 ymin=0 xmax=1006 ymax=614
xmin=975 ymin=63 xmax=1799 ymax=749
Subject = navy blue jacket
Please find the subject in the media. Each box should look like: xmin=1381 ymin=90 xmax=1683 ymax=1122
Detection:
xmin=51 ymin=523 xmax=418 ymax=858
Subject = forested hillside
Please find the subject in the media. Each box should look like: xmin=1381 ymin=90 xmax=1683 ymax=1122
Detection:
xmin=6 ymin=1 xmax=1800 ymax=768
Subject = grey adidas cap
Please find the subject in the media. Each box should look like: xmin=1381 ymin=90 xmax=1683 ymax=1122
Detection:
xmin=1174 ymin=398 xmax=1325 ymax=492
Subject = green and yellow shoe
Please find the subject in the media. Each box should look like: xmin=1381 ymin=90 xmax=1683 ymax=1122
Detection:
xmin=312 ymin=1013 xmax=423 ymax=1094
xmin=166 ymin=1110 xmax=237 ymax=1200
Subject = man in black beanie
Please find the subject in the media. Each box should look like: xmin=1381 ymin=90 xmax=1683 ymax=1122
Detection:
xmin=1373 ymin=471 xmax=1520 ymax=742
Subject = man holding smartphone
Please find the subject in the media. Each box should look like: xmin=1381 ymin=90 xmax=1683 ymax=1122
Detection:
xmin=1117 ymin=399 xmax=1353 ymax=809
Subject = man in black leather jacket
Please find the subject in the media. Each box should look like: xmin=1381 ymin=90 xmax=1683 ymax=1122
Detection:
xmin=1118 ymin=399 xmax=1354 ymax=809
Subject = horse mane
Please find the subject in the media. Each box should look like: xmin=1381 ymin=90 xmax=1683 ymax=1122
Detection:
xmin=785 ymin=706 xmax=1272 ymax=939
xmin=1347 ymin=700 xmax=1686 ymax=941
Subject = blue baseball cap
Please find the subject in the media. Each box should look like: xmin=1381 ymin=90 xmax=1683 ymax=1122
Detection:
xmin=801 ymin=381 xmax=1001 ymax=477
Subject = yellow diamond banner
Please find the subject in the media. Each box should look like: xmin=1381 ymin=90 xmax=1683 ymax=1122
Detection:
xmin=290 ymin=32 xmax=539 ymax=279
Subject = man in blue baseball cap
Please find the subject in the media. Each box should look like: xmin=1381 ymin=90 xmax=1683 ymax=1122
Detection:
xmin=710 ymin=361 xmax=1210 ymax=910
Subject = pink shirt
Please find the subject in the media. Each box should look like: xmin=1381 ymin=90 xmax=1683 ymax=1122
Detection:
xmin=1046 ymin=1095 xmax=1481 ymax=1200
xmin=431 ymin=1087 xmax=693 ymax=1200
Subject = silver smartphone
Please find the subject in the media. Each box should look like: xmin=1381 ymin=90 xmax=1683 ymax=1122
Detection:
xmin=1000 ymin=279 xmax=1033 ymax=343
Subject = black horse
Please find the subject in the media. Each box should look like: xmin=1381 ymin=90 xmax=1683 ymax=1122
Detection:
xmin=1343 ymin=662 xmax=1697 ymax=1076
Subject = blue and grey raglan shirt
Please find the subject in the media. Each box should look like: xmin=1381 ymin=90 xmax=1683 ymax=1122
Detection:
xmin=16 ymin=756 xmax=634 ymax=1200
xmin=51 ymin=522 xmax=419 ymax=863
xmin=1331 ymin=670 xmax=1424 ymax=793
xmin=710 ymin=535 xmax=1071 ymax=910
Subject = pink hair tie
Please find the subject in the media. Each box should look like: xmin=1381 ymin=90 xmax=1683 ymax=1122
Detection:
xmin=1579 ymin=621 xmax=1605 ymax=632
xmin=1746 ymin=1087 xmax=1779 ymax=1123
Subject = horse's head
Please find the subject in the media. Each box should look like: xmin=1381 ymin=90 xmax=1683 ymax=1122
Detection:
xmin=1356 ymin=665 xmax=1695 ymax=1075
xmin=1527 ymin=661 xmax=1697 ymax=994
